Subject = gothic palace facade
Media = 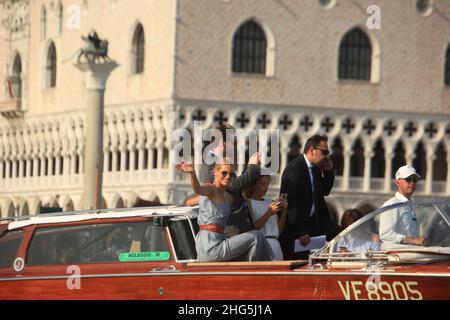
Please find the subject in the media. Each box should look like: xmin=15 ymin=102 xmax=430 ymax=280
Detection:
xmin=1 ymin=0 xmax=450 ymax=220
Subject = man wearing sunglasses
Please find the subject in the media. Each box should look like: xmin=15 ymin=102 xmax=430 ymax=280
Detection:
xmin=279 ymin=134 xmax=340 ymax=260
xmin=380 ymin=165 xmax=426 ymax=246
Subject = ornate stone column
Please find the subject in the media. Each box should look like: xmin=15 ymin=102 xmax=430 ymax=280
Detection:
xmin=75 ymin=61 xmax=118 ymax=210
xmin=384 ymin=152 xmax=393 ymax=193
xmin=342 ymin=151 xmax=351 ymax=191
xmin=425 ymin=155 xmax=435 ymax=195
xmin=363 ymin=151 xmax=373 ymax=192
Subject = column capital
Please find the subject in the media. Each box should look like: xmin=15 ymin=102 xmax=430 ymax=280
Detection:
xmin=74 ymin=61 xmax=119 ymax=90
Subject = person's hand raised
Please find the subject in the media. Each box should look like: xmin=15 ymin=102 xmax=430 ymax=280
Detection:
xmin=175 ymin=161 xmax=195 ymax=174
xmin=248 ymin=152 xmax=261 ymax=166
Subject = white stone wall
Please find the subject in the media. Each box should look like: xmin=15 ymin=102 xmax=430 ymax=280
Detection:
xmin=174 ymin=0 xmax=450 ymax=114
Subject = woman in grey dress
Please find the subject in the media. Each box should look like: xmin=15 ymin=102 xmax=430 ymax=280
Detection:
xmin=176 ymin=160 xmax=274 ymax=262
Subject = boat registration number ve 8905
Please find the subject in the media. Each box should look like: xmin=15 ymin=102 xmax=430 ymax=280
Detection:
xmin=338 ymin=281 xmax=423 ymax=300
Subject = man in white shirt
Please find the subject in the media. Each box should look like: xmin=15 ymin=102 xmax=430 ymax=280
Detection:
xmin=380 ymin=165 xmax=426 ymax=246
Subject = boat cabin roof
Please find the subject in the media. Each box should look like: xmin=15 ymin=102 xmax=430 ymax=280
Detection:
xmin=4 ymin=206 xmax=198 ymax=231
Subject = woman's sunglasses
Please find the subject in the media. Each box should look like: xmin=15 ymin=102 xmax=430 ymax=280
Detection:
xmin=221 ymin=171 xmax=236 ymax=178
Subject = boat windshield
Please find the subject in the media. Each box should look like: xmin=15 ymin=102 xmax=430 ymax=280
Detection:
xmin=321 ymin=200 xmax=450 ymax=255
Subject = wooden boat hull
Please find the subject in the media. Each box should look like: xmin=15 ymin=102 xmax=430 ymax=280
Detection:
xmin=1 ymin=267 xmax=449 ymax=300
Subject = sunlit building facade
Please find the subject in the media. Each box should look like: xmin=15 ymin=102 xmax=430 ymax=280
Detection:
xmin=1 ymin=0 xmax=449 ymax=220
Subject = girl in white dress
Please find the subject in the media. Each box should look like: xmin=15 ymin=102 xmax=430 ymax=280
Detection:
xmin=244 ymin=176 xmax=287 ymax=260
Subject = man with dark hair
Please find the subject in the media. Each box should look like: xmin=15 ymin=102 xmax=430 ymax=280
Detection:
xmin=279 ymin=134 xmax=340 ymax=260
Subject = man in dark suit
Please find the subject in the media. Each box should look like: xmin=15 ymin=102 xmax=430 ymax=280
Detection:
xmin=279 ymin=134 xmax=340 ymax=260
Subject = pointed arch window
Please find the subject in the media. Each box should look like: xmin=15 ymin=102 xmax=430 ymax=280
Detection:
xmin=40 ymin=6 xmax=47 ymax=40
xmin=371 ymin=139 xmax=385 ymax=178
xmin=11 ymin=54 xmax=22 ymax=99
xmin=445 ymin=44 xmax=450 ymax=86
xmin=131 ymin=24 xmax=145 ymax=74
xmin=433 ymin=142 xmax=447 ymax=181
xmin=287 ymin=135 xmax=302 ymax=164
xmin=46 ymin=42 xmax=57 ymax=88
xmin=331 ymin=137 xmax=344 ymax=176
xmin=232 ymin=20 xmax=267 ymax=74
xmin=350 ymin=139 xmax=364 ymax=177
xmin=392 ymin=142 xmax=406 ymax=178
xmin=338 ymin=28 xmax=372 ymax=81
xmin=413 ymin=141 xmax=427 ymax=179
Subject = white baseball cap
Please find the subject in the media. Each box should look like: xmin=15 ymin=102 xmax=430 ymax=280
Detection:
xmin=395 ymin=165 xmax=421 ymax=180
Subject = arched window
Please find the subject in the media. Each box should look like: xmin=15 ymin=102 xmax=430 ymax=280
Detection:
xmin=287 ymin=135 xmax=302 ymax=164
xmin=433 ymin=142 xmax=447 ymax=181
xmin=40 ymin=6 xmax=47 ymax=40
xmin=338 ymin=28 xmax=372 ymax=81
xmin=392 ymin=141 xmax=406 ymax=178
xmin=11 ymin=54 xmax=22 ymax=99
xmin=56 ymin=2 xmax=63 ymax=35
xmin=350 ymin=139 xmax=364 ymax=177
xmin=413 ymin=141 xmax=427 ymax=179
xmin=131 ymin=24 xmax=145 ymax=74
xmin=331 ymin=137 xmax=344 ymax=176
xmin=46 ymin=42 xmax=57 ymax=88
xmin=445 ymin=44 xmax=450 ymax=86
xmin=152 ymin=148 xmax=158 ymax=169
xmin=232 ymin=20 xmax=267 ymax=74
xmin=371 ymin=139 xmax=385 ymax=178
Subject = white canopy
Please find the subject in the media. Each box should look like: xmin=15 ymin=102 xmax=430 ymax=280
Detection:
xmin=8 ymin=206 xmax=197 ymax=231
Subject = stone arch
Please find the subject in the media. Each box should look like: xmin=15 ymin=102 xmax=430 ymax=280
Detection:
xmin=331 ymin=136 xmax=344 ymax=176
xmin=413 ymin=140 xmax=427 ymax=179
xmin=287 ymin=135 xmax=302 ymax=164
xmin=110 ymin=194 xmax=125 ymax=209
xmin=19 ymin=200 xmax=29 ymax=216
xmin=130 ymin=21 xmax=145 ymax=74
xmin=350 ymin=138 xmax=364 ymax=177
xmin=371 ymin=138 xmax=385 ymax=178
xmin=60 ymin=196 xmax=75 ymax=212
xmin=10 ymin=51 xmax=22 ymax=99
xmin=153 ymin=196 xmax=161 ymax=204
xmin=392 ymin=140 xmax=406 ymax=178
xmin=43 ymin=40 xmax=57 ymax=88
xmin=433 ymin=142 xmax=447 ymax=181
xmin=445 ymin=42 xmax=450 ymax=86
xmin=230 ymin=18 xmax=275 ymax=76
xmin=6 ymin=201 xmax=15 ymax=218
xmin=337 ymin=25 xmax=381 ymax=83
xmin=30 ymin=198 xmax=42 ymax=215
xmin=1 ymin=199 xmax=15 ymax=218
